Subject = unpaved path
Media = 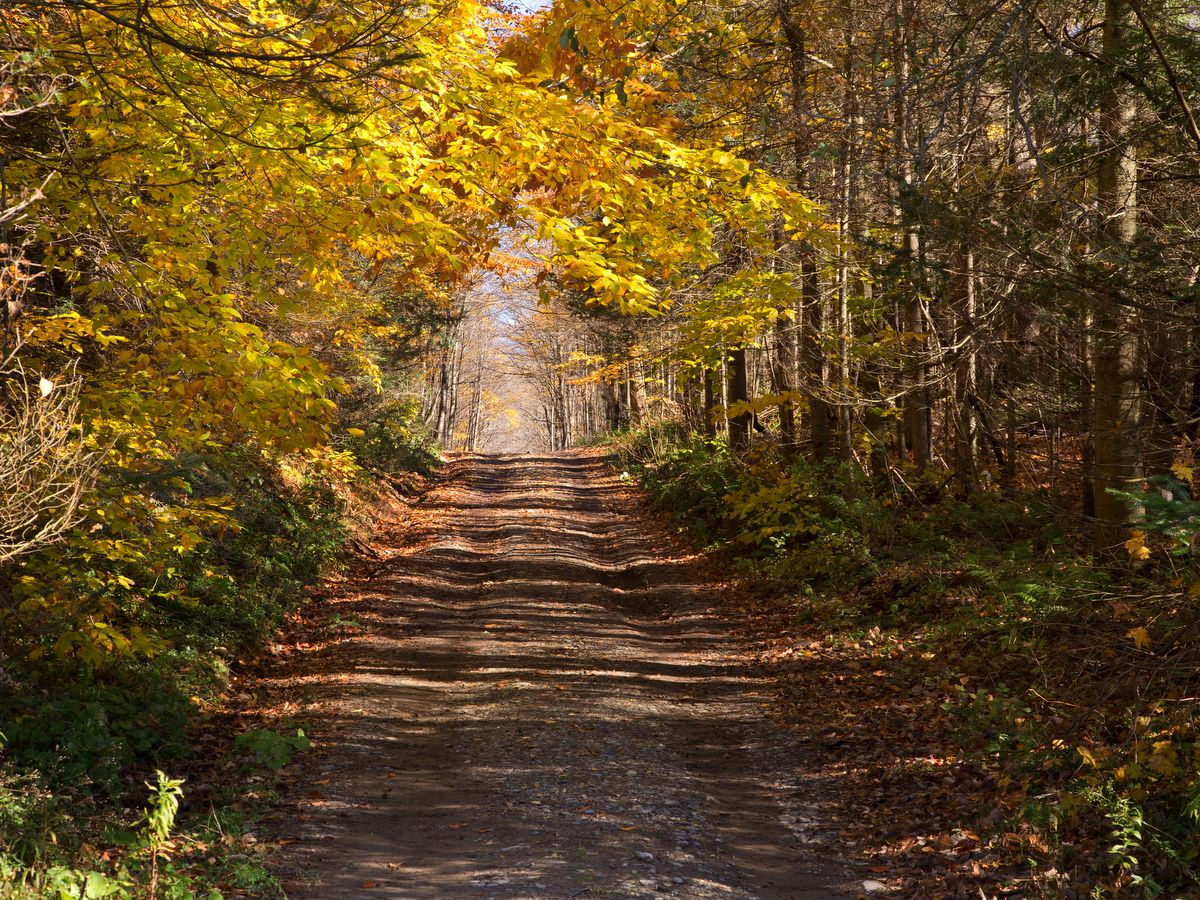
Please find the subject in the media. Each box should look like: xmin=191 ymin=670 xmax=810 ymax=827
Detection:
xmin=275 ymin=451 xmax=853 ymax=898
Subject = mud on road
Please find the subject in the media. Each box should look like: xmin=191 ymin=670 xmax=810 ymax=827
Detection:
xmin=273 ymin=451 xmax=853 ymax=899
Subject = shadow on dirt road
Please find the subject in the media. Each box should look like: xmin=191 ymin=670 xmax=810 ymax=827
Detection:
xmin=273 ymin=451 xmax=854 ymax=899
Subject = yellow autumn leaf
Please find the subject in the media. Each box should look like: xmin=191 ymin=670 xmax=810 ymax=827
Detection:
xmin=1148 ymin=741 xmax=1179 ymax=776
xmin=1171 ymin=461 xmax=1194 ymax=482
xmin=1124 ymin=529 xmax=1151 ymax=560
xmin=1127 ymin=626 xmax=1152 ymax=650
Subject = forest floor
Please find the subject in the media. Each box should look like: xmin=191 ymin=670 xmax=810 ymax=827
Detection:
xmin=256 ymin=450 xmax=862 ymax=898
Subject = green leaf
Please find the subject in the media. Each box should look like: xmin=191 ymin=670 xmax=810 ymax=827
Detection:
xmin=84 ymin=871 xmax=122 ymax=899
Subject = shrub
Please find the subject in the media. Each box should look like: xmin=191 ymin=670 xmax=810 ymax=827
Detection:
xmin=340 ymin=397 xmax=440 ymax=478
xmin=614 ymin=428 xmax=737 ymax=545
xmin=614 ymin=429 xmax=881 ymax=592
xmin=0 ymin=450 xmax=348 ymax=799
xmin=1 ymin=659 xmax=193 ymax=799
xmin=234 ymin=728 xmax=312 ymax=771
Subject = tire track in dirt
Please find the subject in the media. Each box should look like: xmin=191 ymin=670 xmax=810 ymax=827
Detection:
xmin=274 ymin=451 xmax=854 ymax=898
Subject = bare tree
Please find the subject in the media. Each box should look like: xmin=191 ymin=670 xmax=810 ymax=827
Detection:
xmin=0 ymin=353 xmax=100 ymax=563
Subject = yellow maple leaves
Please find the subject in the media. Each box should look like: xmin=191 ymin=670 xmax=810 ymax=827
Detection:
xmin=1124 ymin=529 xmax=1152 ymax=561
xmin=1126 ymin=626 xmax=1152 ymax=651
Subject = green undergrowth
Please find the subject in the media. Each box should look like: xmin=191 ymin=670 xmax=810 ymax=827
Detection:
xmin=338 ymin=395 xmax=441 ymax=481
xmin=0 ymin=737 xmax=301 ymax=898
xmin=0 ymin=422 xmax=437 ymax=896
xmin=611 ymin=424 xmax=1200 ymax=897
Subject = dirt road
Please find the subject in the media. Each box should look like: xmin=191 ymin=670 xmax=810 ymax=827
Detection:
xmin=275 ymin=452 xmax=853 ymax=898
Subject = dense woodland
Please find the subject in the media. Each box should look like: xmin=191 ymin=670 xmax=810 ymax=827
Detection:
xmin=1 ymin=0 xmax=1199 ymax=894
xmin=518 ymin=0 xmax=1200 ymax=546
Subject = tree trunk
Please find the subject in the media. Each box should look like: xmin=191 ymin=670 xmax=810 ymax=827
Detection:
xmin=468 ymin=348 xmax=484 ymax=451
xmin=728 ymin=346 xmax=751 ymax=451
xmin=953 ymin=246 xmax=979 ymax=492
xmin=781 ymin=5 xmax=831 ymax=460
xmin=894 ymin=0 xmax=930 ymax=468
xmin=703 ymin=368 xmax=718 ymax=438
xmin=628 ymin=370 xmax=642 ymax=427
xmin=836 ymin=90 xmax=854 ymax=465
xmin=1082 ymin=308 xmax=1097 ymax=518
xmin=773 ymin=290 xmax=799 ymax=452
xmin=1092 ymin=0 xmax=1142 ymax=556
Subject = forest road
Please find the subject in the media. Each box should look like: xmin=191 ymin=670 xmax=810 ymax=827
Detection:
xmin=275 ymin=450 xmax=855 ymax=899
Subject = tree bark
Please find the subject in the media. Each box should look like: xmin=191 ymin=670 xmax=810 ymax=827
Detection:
xmin=728 ymin=346 xmax=752 ymax=451
xmin=781 ymin=4 xmax=831 ymax=459
xmin=702 ymin=368 xmax=718 ymax=438
xmin=953 ymin=246 xmax=979 ymax=492
xmin=894 ymin=0 xmax=930 ymax=468
xmin=1092 ymin=0 xmax=1142 ymax=556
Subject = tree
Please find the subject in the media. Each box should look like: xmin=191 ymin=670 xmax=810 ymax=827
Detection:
xmin=1091 ymin=0 xmax=1143 ymax=555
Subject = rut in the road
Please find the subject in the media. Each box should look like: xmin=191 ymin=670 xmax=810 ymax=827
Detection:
xmin=273 ymin=451 xmax=852 ymax=898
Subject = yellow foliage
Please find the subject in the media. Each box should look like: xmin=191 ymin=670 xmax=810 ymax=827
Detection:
xmin=1124 ymin=529 xmax=1151 ymax=561
xmin=1126 ymin=626 xmax=1152 ymax=651
xmin=3 ymin=0 xmax=820 ymax=664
